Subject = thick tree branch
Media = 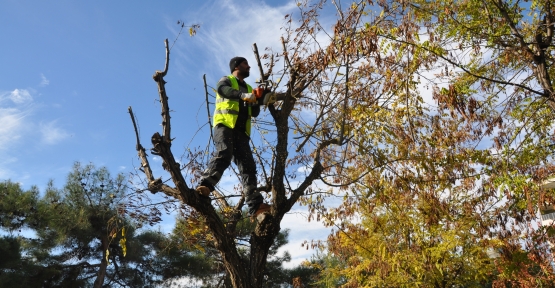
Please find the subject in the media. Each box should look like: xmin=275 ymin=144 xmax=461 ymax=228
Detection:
xmin=128 ymin=106 xmax=167 ymax=193
xmin=287 ymin=138 xmax=340 ymax=211
xmin=153 ymin=39 xmax=172 ymax=143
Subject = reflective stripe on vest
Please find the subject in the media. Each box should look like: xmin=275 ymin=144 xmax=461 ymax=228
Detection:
xmin=213 ymin=75 xmax=253 ymax=135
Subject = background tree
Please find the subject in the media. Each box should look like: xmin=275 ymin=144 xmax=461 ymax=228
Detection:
xmin=305 ymin=0 xmax=555 ymax=286
xmin=1 ymin=164 xmax=180 ymax=287
xmin=0 ymin=181 xmax=61 ymax=287
xmin=1 ymin=169 xmax=315 ymax=287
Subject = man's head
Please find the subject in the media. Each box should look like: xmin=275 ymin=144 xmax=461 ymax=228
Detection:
xmin=229 ymin=56 xmax=250 ymax=79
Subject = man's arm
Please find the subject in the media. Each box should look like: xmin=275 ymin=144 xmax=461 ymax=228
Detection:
xmin=216 ymin=76 xmax=260 ymax=117
xmin=216 ymin=77 xmax=242 ymax=99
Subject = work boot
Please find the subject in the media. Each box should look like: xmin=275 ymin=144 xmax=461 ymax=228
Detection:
xmin=196 ymin=186 xmax=210 ymax=197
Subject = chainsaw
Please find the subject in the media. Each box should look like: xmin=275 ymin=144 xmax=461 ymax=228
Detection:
xmin=252 ymin=79 xmax=282 ymax=105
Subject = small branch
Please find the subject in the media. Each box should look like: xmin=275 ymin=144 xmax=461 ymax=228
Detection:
xmin=128 ymin=106 xmax=156 ymax=186
xmin=253 ymin=43 xmax=268 ymax=82
xmin=491 ymin=0 xmax=532 ymax=54
xmin=233 ymin=195 xmax=245 ymax=212
xmin=386 ymin=35 xmax=545 ymax=96
xmin=129 ymin=106 xmax=141 ymax=148
xmin=288 ymin=138 xmax=340 ymax=209
xmin=161 ymin=39 xmax=170 ymax=76
xmin=281 ymin=37 xmax=297 ymax=78
xmin=212 ymin=190 xmax=230 ymax=210
xmin=251 ymin=137 xmax=271 ymax=190
xmin=203 ymin=74 xmax=213 ymax=141
xmin=340 ymin=54 xmax=349 ymax=144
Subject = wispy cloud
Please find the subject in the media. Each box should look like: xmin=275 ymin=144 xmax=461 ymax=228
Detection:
xmin=3 ymin=88 xmax=33 ymax=104
xmin=0 ymin=89 xmax=34 ymax=150
xmin=0 ymin=89 xmax=36 ymax=181
xmin=40 ymin=120 xmax=69 ymax=145
xmin=0 ymin=156 xmax=19 ymax=180
xmin=40 ymin=73 xmax=50 ymax=86
xmin=0 ymin=89 xmax=70 ymax=147
xmin=175 ymin=0 xmax=300 ymax=77
xmin=0 ymin=108 xmax=26 ymax=147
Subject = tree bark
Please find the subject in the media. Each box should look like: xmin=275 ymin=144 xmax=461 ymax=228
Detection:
xmin=93 ymin=235 xmax=108 ymax=288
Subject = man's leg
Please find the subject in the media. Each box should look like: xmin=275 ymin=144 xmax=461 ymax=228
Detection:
xmin=232 ymin=130 xmax=265 ymax=215
xmin=198 ymin=125 xmax=234 ymax=195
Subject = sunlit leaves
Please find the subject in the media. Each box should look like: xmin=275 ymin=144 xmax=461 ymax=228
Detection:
xmin=291 ymin=0 xmax=555 ymax=285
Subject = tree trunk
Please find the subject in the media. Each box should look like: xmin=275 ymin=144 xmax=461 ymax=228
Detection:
xmin=93 ymin=236 xmax=108 ymax=288
xmin=247 ymin=216 xmax=282 ymax=288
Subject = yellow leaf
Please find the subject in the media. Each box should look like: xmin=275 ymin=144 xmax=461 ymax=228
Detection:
xmin=120 ymin=227 xmax=127 ymax=257
xmin=120 ymin=238 xmax=127 ymax=257
xmin=194 ymin=243 xmax=205 ymax=253
xmin=105 ymin=249 xmax=110 ymax=264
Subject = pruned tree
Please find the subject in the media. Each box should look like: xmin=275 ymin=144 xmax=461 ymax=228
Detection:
xmin=125 ymin=1 xmax=381 ymax=286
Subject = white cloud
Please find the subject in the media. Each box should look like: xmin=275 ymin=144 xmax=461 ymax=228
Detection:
xmin=40 ymin=120 xmax=69 ymax=145
xmin=0 ymin=108 xmax=26 ymax=148
xmin=2 ymin=88 xmax=33 ymax=104
xmin=0 ymin=90 xmax=34 ymax=150
xmin=0 ymin=90 xmax=34 ymax=180
xmin=176 ymin=0 xmax=301 ymax=77
xmin=40 ymin=73 xmax=50 ymax=86
xmin=280 ymin=209 xmax=332 ymax=268
xmin=0 ymin=156 xmax=19 ymax=179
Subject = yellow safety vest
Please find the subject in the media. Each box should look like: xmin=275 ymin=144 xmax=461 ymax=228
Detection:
xmin=213 ymin=75 xmax=253 ymax=135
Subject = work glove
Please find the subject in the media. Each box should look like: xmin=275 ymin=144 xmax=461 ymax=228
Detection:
xmin=241 ymin=92 xmax=256 ymax=103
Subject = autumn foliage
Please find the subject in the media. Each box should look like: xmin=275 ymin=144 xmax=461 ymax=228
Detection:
xmin=123 ymin=0 xmax=555 ymax=287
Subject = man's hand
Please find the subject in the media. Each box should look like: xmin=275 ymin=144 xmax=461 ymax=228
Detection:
xmin=241 ymin=93 xmax=256 ymax=103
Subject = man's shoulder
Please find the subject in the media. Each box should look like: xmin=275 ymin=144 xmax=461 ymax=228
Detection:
xmin=217 ymin=76 xmax=233 ymax=85
xmin=218 ymin=75 xmax=249 ymax=87
xmin=218 ymin=75 xmax=231 ymax=81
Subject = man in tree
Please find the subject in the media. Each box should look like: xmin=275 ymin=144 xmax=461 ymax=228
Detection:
xmin=196 ymin=56 xmax=271 ymax=217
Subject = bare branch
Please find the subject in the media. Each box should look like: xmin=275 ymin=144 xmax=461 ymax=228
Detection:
xmin=152 ymin=39 xmax=172 ymax=143
xmin=288 ymin=138 xmax=340 ymax=209
xmin=252 ymin=43 xmax=268 ymax=82
xmin=128 ymin=106 xmax=158 ymax=192
xmin=203 ymin=74 xmax=213 ymax=141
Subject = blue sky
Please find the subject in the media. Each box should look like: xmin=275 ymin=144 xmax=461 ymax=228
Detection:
xmin=1 ymin=0 xmax=337 ymax=268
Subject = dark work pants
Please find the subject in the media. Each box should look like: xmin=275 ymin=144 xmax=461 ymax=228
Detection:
xmin=199 ymin=124 xmax=263 ymax=215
